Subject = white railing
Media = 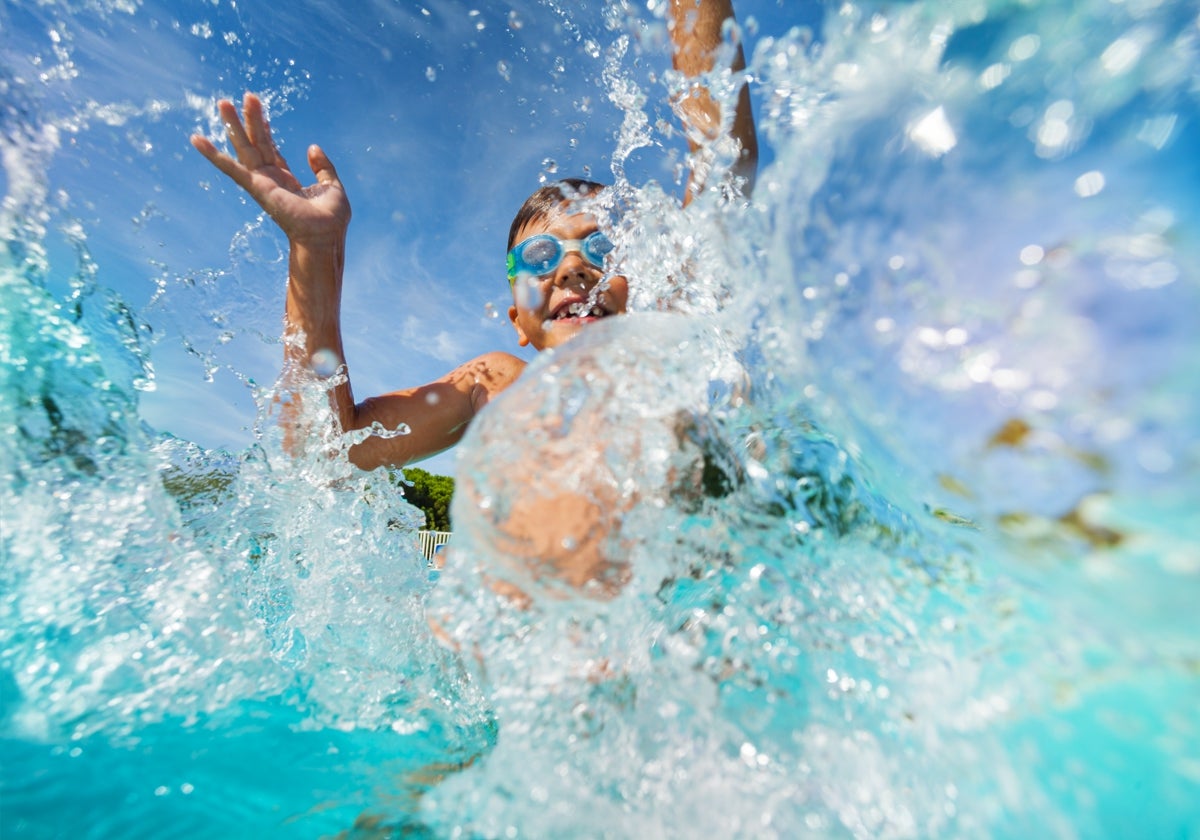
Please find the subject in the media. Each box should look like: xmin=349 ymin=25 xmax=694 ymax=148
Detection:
xmin=417 ymin=530 xmax=452 ymax=560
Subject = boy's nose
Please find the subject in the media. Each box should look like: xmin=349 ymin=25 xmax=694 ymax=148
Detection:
xmin=552 ymin=253 xmax=592 ymax=288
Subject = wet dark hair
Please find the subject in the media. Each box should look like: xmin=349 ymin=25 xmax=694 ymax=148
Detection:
xmin=507 ymin=178 xmax=608 ymax=251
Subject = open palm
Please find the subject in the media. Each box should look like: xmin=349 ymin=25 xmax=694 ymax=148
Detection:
xmin=191 ymin=93 xmax=350 ymax=243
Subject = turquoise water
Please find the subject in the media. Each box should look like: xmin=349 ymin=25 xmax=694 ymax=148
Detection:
xmin=3 ymin=0 xmax=1199 ymax=837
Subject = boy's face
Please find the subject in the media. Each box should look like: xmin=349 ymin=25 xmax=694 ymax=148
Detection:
xmin=507 ymin=210 xmax=628 ymax=351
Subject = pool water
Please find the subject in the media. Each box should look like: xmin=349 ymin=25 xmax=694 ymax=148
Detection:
xmin=3 ymin=0 xmax=1199 ymax=837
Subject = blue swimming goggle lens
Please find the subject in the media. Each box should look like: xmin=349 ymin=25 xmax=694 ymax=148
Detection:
xmin=507 ymin=231 xmax=614 ymax=285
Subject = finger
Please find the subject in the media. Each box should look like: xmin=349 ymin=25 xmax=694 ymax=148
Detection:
xmin=307 ymin=145 xmax=342 ymax=186
xmin=245 ymin=95 xmax=293 ymax=175
xmin=190 ymin=132 xmax=233 ymax=169
xmin=261 ymin=118 xmax=287 ymax=169
xmin=189 ymin=133 xmax=216 ymax=158
xmin=190 ymin=133 xmax=255 ymax=191
xmin=242 ymin=92 xmax=272 ymax=158
xmin=220 ymin=96 xmax=260 ymax=167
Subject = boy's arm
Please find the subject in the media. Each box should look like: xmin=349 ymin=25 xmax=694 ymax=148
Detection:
xmin=341 ymin=350 xmax=524 ymax=470
xmin=669 ymin=0 xmax=758 ymax=204
xmin=191 ymin=94 xmax=522 ymax=470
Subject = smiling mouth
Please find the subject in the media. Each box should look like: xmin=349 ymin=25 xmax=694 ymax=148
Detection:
xmin=547 ymin=290 xmax=613 ymax=323
xmin=553 ymin=301 xmax=608 ymax=320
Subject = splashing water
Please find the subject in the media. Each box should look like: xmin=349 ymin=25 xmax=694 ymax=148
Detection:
xmin=3 ymin=0 xmax=1199 ymax=837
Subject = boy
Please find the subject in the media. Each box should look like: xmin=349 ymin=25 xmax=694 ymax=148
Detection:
xmin=190 ymin=0 xmax=756 ymax=470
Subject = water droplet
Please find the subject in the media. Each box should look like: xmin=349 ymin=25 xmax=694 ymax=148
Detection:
xmin=507 ymin=10 xmax=523 ymax=29
xmin=908 ymin=106 xmax=957 ymax=157
xmin=542 ymin=158 xmax=558 ymax=174
xmin=1008 ymin=34 xmax=1041 ymax=62
xmin=1013 ymin=269 xmax=1041 ymax=289
xmin=1136 ymin=114 xmax=1177 ymax=150
xmin=945 ymin=327 xmax=969 ymax=347
xmin=311 ymin=348 xmax=340 ymax=377
xmin=425 ymin=66 xmax=437 ymax=82
xmin=497 ymin=60 xmax=510 ymax=81
xmin=1101 ymin=36 xmax=1142 ymax=76
xmin=979 ymin=63 xmax=1011 ymax=90
xmin=514 ymin=276 xmax=544 ymax=311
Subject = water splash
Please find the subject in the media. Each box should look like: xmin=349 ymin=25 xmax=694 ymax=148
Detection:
xmin=2 ymin=0 xmax=1199 ymax=837
xmin=417 ymin=0 xmax=1200 ymax=835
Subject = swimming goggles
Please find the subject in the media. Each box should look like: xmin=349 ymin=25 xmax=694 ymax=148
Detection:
xmin=506 ymin=231 xmax=614 ymax=285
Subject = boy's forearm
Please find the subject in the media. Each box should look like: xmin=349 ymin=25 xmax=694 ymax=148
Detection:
xmin=281 ymin=234 xmax=357 ymax=446
xmin=277 ymin=235 xmax=526 ymax=471
xmin=669 ymin=0 xmax=758 ymax=194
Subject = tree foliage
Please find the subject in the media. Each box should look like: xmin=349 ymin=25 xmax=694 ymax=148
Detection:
xmin=392 ymin=466 xmax=455 ymax=532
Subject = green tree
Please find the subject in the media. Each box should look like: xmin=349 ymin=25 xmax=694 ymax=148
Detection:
xmin=392 ymin=467 xmax=455 ymax=532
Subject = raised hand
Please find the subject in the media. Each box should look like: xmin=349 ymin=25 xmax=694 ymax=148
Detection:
xmin=190 ymin=92 xmax=350 ymax=243
xmin=668 ymin=0 xmax=757 ymax=202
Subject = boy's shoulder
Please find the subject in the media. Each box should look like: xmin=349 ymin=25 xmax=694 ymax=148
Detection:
xmin=471 ymin=350 xmax=526 ymax=375
xmin=457 ymin=350 xmax=527 ymax=399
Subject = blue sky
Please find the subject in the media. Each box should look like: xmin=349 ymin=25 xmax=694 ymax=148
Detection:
xmin=5 ymin=0 xmax=820 ymax=474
